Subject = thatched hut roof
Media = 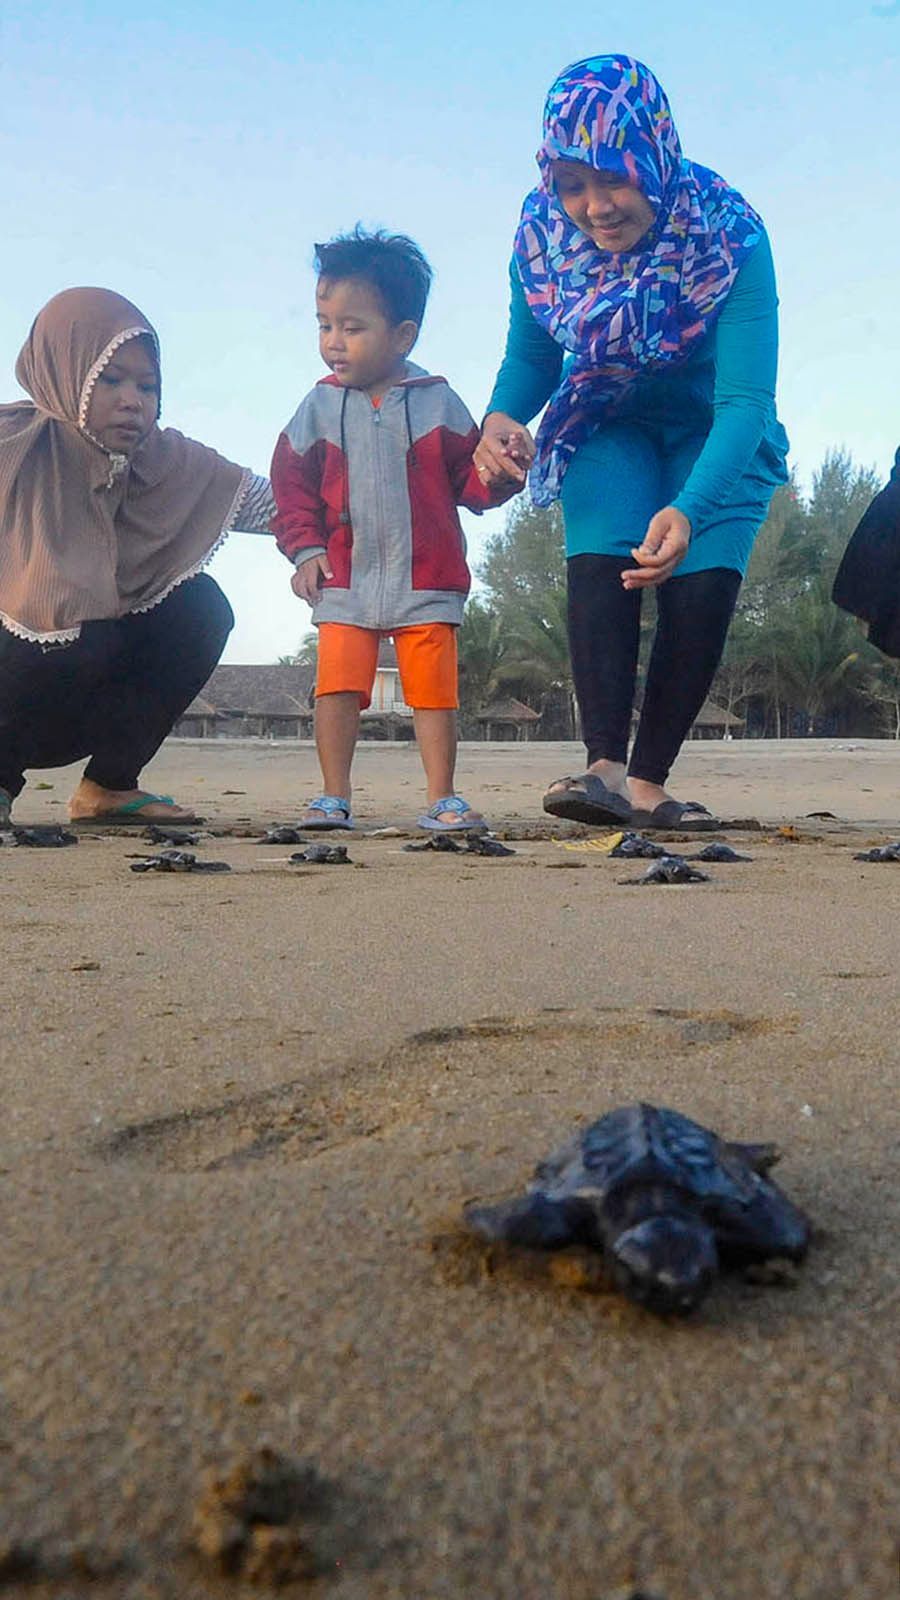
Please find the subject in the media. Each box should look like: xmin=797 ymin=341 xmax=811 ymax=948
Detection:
xmin=183 ymin=664 xmax=315 ymax=718
xmin=475 ymin=697 xmax=541 ymax=724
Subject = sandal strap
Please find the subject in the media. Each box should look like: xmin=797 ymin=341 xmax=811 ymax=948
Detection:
xmin=307 ymin=795 xmax=351 ymax=817
xmin=425 ymin=795 xmax=474 ymax=818
xmin=114 ymin=793 xmax=176 ymax=815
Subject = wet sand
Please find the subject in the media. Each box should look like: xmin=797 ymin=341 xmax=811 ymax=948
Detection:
xmin=2 ymin=738 xmax=898 ymax=1597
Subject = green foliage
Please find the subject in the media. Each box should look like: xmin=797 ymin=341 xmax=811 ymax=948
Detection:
xmin=709 ymin=450 xmax=890 ymax=735
xmin=279 ymin=631 xmax=318 ymax=668
xmin=457 ymin=598 xmax=507 ymax=718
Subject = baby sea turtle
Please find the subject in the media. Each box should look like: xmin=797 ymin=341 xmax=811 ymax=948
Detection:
xmin=143 ymin=823 xmax=202 ymax=846
xmin=464 ymin=1103 xmax=811 ymax=1315
xmin=466 ymin=834 xmax=516 ymax=857
xmin=403 ymin=833 xmax=515 ymax=856
xmin=609 ymin=832 xmax=668 ymax=859
xmin=0 ymin=824 xmax=78 ymax=848
xmin=289 ymin=843 xmax=350 ymax=865
xmin=130 ymin=850 xmax=231 ymax=874
xmin=257 ymin=825 xmax=312 ymax=846
xmin=853 ymin=843 xmax=900 ymax=862
xmin=690 ymin=842 xmax=752 ymax=863
xmin=624 ymin=854 xmax=710 ymax=885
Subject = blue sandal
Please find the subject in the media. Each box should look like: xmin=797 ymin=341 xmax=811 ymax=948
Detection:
xmin=302 ymin=795 xmax=355 ymax=831
xmin=417 ymin=795 xmax=488 ymax=833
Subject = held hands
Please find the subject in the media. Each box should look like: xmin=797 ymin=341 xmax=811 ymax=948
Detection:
xmin=622 ymin=506 xmax=691 ymax=590
xmin=291 ymin=553 xmax=333 ymax=604
xmin=473 ymin=412 xmax=536 ymax=491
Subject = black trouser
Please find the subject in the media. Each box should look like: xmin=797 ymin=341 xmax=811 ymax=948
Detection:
xmin=0 ymin=575 xmax=233 ymax=799
xmin=567 ymin=555 xmax=742 ymax=786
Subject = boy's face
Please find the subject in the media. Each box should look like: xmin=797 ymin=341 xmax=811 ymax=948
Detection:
xmin=316 ymin=277 xmax=416 ymax=395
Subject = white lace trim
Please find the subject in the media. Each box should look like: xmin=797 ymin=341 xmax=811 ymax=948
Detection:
xmin=77 ymin=325 xmax=158 ymax=432
xmin=222 ymin=467 xmax=254 ymax=535
xmin=0 ymin=608 xmax=82 ymax=645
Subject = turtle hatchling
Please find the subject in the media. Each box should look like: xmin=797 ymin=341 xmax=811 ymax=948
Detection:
xmin=466 ymin=834 xmax=516 ymax=857
xmin=691 ymin=842 xmax=752 ymax=863
xmin=625 ymin=854 xmax=709 ymax=885
xmin=289 ymin=843 xmax=350 ymax=865
xmin=130 ymin=849 xmax=230 ymax=874
xmin=143 ymin=823 xmax=202 ymax=846
xmin=609 ymin=832 xmax=668 ymax=859
xmin=0 ymin=824 xmax=78 ymax=848
xmin=464 ymin=1102 xmax=811 ymax=1315
xmin=853 ymin=842 xmax=900 ymax=862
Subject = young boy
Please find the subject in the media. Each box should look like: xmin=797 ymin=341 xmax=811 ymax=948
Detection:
xmin=270 ymin=229 xmax=521 ymax=831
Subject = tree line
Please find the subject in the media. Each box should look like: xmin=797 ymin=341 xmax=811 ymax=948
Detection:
xmin=457 ymin=448 xmax=898 ymax=739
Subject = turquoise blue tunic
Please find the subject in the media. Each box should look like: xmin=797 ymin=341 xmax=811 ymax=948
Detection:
xmin=486 ymin=232 xmax=790 ymax=576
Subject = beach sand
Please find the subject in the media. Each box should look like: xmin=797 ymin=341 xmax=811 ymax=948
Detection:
xmin=1 ymin=738 xmax=898 ymax=1597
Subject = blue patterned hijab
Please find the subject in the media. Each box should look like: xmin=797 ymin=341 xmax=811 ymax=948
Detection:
xmin=515 ymin=56 xmax=765 ymax=505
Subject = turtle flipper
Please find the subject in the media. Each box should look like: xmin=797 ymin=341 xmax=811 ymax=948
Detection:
xmin=464 ymin=1193 xmax=590 ymax=1250
xmin=728 ymin=1140 xmax=781 ymax=1173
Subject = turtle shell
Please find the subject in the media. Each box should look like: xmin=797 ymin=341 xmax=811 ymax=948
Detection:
xmin=531 ymin=1104 xmax=760 ymax=1207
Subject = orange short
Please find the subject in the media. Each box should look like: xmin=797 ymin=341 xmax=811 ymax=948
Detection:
xmin=315 ymin=622 xmax=458 ymax=710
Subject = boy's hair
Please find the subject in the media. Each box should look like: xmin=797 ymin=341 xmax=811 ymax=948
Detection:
xmin=314 ymin=228 xmax=433 ymax=328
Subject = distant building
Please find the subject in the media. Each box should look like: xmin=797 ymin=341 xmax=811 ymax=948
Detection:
xmin=474 ymin=697 xmax=542 ymax=742
xmin=688 ymin=699 xmax=745 ymax=740
xmin=174 ymin=664 xmax=315 ymax=738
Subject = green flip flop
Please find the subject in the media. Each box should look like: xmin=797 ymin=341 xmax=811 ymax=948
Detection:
xmin=71 ymin=793 xmax=204 ymax=827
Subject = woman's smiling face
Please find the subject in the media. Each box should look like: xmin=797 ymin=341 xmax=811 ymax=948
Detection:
xmin=552 ymin=160 xmax=656 ymax=252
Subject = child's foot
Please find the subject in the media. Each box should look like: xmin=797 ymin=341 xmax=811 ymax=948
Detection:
xmin=417 ymin=795 xmax=488 ymax=833
xmin=69 ymin=779 xmax=199 ymax=824
xmin=299 ymin=795 xmax=355 ymax=831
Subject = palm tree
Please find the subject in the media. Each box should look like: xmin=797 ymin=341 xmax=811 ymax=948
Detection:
xmin=457 ymin=599 xmax=508 ymax=718
xmin=767 ymin=581 xmax=865 ymax=734
xmin=277 ymin=631 xmax=318 ymax=668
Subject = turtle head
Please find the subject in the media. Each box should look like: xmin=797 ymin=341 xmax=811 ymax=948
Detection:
xmin=611 ymin=1216 xmax=718 ymax=1316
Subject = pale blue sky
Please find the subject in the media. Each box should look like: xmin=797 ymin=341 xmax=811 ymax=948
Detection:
xmin=1 ymin=0 xmax=897 ymax=660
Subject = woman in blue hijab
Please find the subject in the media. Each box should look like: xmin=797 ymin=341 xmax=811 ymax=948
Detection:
xmin=476 ymin=55 xmax=789 ymax=829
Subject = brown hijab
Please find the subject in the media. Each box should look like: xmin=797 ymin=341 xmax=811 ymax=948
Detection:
xmin=0 ymin=287 xmax=249 ymax=643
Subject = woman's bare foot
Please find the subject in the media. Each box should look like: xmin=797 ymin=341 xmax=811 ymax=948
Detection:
xmin=626 ymin=777 xmax=672 ymax=814
xmin=69 ymin=778 xmax=197 ymax=823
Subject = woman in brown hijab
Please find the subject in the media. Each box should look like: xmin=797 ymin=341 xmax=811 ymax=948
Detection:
xmin=0 ymin=287 xmax=274 ymax=825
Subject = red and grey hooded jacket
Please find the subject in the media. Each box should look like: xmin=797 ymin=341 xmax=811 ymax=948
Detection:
xmin=270 ymin=363 xmax=516 ymax=630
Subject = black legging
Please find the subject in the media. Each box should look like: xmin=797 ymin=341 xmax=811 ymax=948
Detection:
xmin=0 ymin=574 xmax=233 ymax=799
xmin=567 ymin=554 xmax=742 ymax=786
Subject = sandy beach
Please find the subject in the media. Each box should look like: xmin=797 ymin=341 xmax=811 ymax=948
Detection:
xmin=2 ymin=737 xmax=898 ymax=1598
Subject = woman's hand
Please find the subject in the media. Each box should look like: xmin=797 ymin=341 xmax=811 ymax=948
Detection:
xmin=291 ymin=552 xmax=333 ymax=604
xmin=622 ymin=507 xmax=691 ymax=590
xmin=474 ymin=412 xmax=536 ymax=490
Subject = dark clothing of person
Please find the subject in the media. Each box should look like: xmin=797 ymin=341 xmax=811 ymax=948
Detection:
xmin=567 ymin=556 xmax=742 ymax=784
xmin=832 ymin=448 xmax=900 ymax=657
xmin=0 ymin=574 xmax=232 ymax=799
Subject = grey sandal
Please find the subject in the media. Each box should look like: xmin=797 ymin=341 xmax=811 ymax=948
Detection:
xmin=542 ymin=773 xmax=633 ymax=827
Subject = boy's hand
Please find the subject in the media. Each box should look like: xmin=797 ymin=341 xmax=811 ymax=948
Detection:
xmin=291 ymin=553 xmax=333 ymax=604
xmin=475 ymin=412 xmax=536 ymax=489
xmin=622 ymin=507 xmax=691 ymax=590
